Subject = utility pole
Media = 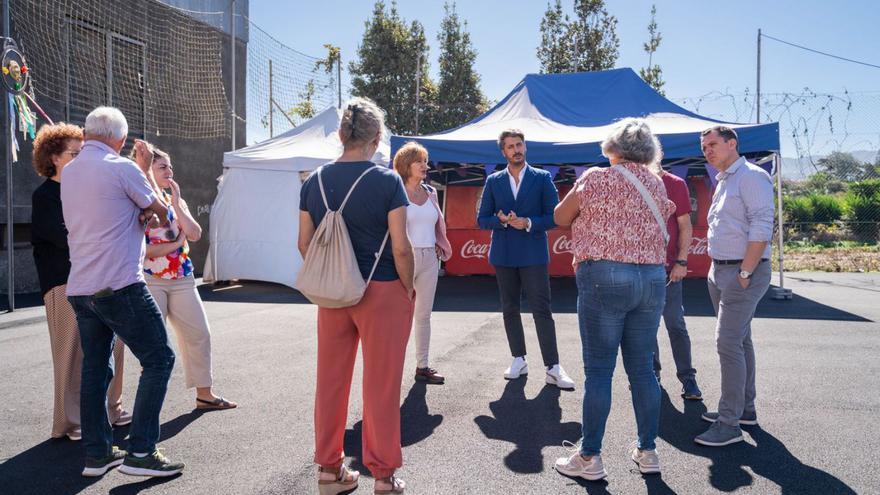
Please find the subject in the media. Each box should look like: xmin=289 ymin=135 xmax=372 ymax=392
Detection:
xmin=268 ymin=59 xmax=273 ymax=138
xmin=230 ymin=0 xmax=237 ymax=150
xmin=756 ymin=28 xmax=761 ymax=123
xmin=3 ymin=0 xmax=13 ymax=311
xmin=337 ymin=52 xmax=342 ymax=109
xmin=414 ymin=54 xmax=421 ymax=134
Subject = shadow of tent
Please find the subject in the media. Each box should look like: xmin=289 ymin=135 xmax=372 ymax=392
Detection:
xmin=0 ymin=411 xmax=205 ymax=495
xmin=657 ymin=390 xmax=857 ymax=494
xmin=342 ymin=382 xmax=443 ymax=478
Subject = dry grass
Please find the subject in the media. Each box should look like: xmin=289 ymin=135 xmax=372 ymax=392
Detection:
xmin=774 ymin=245 xmax=880 ymax=272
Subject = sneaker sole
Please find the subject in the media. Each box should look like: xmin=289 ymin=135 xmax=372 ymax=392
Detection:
xmin=113 ymin=419 xmax=133 ymax=427
xmin=118 ymin=465 xmax=184 ymax=477
xmin=701 ymin=414 xmax=758 ymax=426
xmin=82 ymin=458 xmax=124 ymax=477
xmin=694 ymin=434 xmax=744 ymax=447
xmin=504 ymin=366 xmax=528 ymax=380
xmin=545 ymin=375 xmax=575 ymax=390
xmin=414 ymin=375 xmax=445 ymax=384
xmin=555 ymin=465 xmax=607 ymax=481
xmin=681 ymin=394 xmax=703 ymax=401
xmin=631 ymin=455 xmax=661 ymax=474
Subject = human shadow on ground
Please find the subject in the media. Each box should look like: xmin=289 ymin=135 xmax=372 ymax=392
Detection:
xmin=657 ymin=389 xmax=857 ymax=494
xmin=0 ymin=411 xmax=205 ymax=494
xmin=473 ymin=378 xmax=581 ymax=474
xmin=343 ymin=382 xmax=443 ymax=477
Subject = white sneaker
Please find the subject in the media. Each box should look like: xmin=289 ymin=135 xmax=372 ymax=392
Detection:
xmin=67 ymin=428 xmax=82 ymax=441
xmin=546 ymin=364 xmax=575 ymax=390
xmin=630 ymin=446 xmax=661 ymax=474
xmin=503 ymin=357 xmax=528 ymax=379
xmin=555 ymin=449 xmax=607 ymax=481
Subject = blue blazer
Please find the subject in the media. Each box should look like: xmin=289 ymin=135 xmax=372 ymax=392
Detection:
xmin=477 ymin=166 xmax=559 ymax=267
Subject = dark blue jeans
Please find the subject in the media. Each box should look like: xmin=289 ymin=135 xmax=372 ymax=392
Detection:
xmin=69 ymin=282 xmax=175 ymax=459
xmin=576 ymin=260 xmax=665 ymax=455
xmin=653 ymin=279 xmax=697 ymax=383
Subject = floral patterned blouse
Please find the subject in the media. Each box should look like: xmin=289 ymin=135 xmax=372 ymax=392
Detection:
xmin=570 ymin=162 xmax=675 ymax=265
xmin=144 ymin=193 xmax=194 ymax=279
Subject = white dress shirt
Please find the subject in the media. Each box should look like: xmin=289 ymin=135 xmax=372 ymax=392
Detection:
xmin=504 ymin=164 xmax=531 ymax=231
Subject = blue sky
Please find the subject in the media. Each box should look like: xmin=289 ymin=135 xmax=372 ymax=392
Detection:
xmin=249 ymin=0 xmax=879 ymax=158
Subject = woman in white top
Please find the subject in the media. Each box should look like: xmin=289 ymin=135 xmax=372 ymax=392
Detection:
xmin=393 ymin=141 xmax=452 ymax=385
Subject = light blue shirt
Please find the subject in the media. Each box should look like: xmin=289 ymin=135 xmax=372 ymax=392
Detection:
xmin=61 ymin=140 xmax=157 ymax=296
xmin=707 ymin=156 xmax=774 ymax=260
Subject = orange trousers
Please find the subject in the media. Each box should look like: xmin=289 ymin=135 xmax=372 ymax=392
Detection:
xmin=314 ymin=280 xmax=414 ymax=478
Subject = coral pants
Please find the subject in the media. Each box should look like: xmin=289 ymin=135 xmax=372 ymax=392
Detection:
xmin=314 ymin=280 xmax=414 ymax=478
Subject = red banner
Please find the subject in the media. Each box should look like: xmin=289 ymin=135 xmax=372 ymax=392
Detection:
xmin=442 ymin=176 xmax=714 ymax=278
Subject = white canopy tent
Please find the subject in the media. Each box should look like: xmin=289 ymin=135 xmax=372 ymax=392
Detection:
xmin=203 ymin=106 xmax=391 ymax=288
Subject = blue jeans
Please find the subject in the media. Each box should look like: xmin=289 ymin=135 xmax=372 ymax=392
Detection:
xmin=69 ymin=283 xmax=175 ymax=459
xmin=576 ymin=260 xmax=665 ymax=455
xmin=653 ymin=279 xmax=697 ymax=383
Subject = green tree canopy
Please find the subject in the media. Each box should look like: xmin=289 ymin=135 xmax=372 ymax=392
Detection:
xmin=638 ymin=4 xmax=664 ymax=95
xmin=433 ymin=1 xmax=487 ymax=133
xmin=537 ymin=0 xmax=619 ymax=73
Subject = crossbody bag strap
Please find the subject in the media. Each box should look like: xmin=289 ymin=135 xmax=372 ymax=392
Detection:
xmin=612 ymin=165 xmax=670 ymax=244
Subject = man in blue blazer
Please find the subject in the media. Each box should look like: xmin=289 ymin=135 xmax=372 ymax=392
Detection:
xmin=477 ymin=129 xmax=574 ymax=390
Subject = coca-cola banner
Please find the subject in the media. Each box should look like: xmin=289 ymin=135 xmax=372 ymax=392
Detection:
xmin=445 ymin=229 xmax=495 ymax=276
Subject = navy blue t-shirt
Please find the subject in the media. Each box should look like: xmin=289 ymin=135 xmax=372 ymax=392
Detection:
xmin=300 ymin=161 xmax=408 ymax=281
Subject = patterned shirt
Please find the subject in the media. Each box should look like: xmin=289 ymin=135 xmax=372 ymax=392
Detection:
xmin=144 ymin=193 xmax=194 ymax=279
xmin=707 ymin=156 xmax=775 ymax=260
xmin=570 ymin=162 xmax=675 ymax=265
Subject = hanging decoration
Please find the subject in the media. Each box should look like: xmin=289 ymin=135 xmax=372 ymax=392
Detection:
xmin=2 ymin=39 xmax=42 ymax=163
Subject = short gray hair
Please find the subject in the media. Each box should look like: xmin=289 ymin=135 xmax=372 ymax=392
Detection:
xmin=601 ymin=118 xmax=662 ymax=167
xmin=84 ymin=106 xmax=128 ymax=140
xmin=340 ymin=97 xmax=385 ymax=146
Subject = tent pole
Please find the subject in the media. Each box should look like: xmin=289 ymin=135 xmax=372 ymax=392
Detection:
xmin=3 ymin=0 xmax=13 ymax=311
xmin=771 ymin=152 xmax=792 ymax=300
xmin=756 ymin=28 xmax=761 ymax=123
xmin=268 ymin=59 xmax=273 ymax=138
xmin=230 ymin=0 xmax=236 ymax=151
xmin=414 ymin=54 xmax=420 ymax=134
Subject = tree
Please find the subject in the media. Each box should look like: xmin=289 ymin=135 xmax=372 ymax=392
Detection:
xmin=537 ymin=0 xmax=618 ymax=73
xmin=818 ymin=151 xmax=869 ymax=182
xmin=433 ymin=1 xmax=487 ymax=132
xmin=537 ymin=0 xmax=572 ymax=73
xmin=315 ymin=44 xmax=341 ymax=104
xmin=288 ymin=79 xmax=317 ymax=121
xmin=568 ymin=0 xmax=619 ymax=71
xmin=638 ymin=4 xmax=664 ymax=95
xmin=349 ymin=0 xmax=435 ymax=134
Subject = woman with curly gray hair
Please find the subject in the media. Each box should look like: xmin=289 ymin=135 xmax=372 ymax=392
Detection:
xmin=552 ymin=118 xmax=674 ymax=480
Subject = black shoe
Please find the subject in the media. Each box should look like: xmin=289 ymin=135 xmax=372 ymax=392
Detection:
xmin=118 ymin=450 xmax=185 ymax=477
xmin=415 ymin=367 xmax=445 ymax=384
xmin=82 ymin=446 xmax=127 ymax=477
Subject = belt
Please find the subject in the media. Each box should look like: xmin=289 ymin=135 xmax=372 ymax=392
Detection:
xmin=712 ymin=258 xmax=769 ymax=265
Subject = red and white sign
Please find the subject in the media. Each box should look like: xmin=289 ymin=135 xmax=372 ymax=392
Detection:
xmin=441 ymin=175 xmax=714 ymax=278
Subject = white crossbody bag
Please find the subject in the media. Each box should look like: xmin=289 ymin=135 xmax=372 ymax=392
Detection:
xmin=612 ymin=165 xmax=670 ymax=245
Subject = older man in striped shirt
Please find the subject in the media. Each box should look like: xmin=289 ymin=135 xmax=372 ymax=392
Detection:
xmin=694 ymin=126 xmax=775 ymax=447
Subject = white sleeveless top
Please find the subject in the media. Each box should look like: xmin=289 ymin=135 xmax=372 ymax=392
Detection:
xmin=406 ymin=199 xmax=438 ymax=248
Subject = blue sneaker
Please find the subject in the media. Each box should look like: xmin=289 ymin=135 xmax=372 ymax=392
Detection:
xmin=681 ymin=380 xmax=703 ymax=401
xmin=702 ymin=410 xmax=758 ymax=426
xmin=694 ymin=421 xmax=744 ymax=447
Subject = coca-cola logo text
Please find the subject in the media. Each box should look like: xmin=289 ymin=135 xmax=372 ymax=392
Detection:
xmin=461 ymin=239 xmax=490 ymax=259
xmin=689 ymin=237 xmax=708 ymax=255
xmin=552 ymin=234 xmax=574 ymax=255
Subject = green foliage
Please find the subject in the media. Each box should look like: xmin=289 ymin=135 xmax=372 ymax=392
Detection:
xmin=817 ymin=151 xmax=875 ymax=182
xmin=349 ymin=1 xmax=435 ymax=134
xmin=844 ymin=179 xmax=880 ymax=242
xmin=433 ymin=1 xmax=487 ymax=133
xmin=804 ymin=171 xmax=846 ymax=194
xmin=638 ymin=5 xmax=664 ymax=95
xmin=849 ymin=178 xmax=880 ymax=199
xmin=807 ymin=194 xmax=843 ymax=224
xmin=288 ymin=80 xmax=317 ymax=120
xmin=537 ymin=0 xmax=619 ymax=73
xmin=783 ymin=195 xmax=814 ymax=228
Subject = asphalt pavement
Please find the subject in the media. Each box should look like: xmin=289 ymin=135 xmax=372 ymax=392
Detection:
xmin=1 ymin=272 xmax=877 ymax=494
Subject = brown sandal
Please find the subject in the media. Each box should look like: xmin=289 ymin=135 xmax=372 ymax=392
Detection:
xmin=318 ymin=464 xmax=359 ymax=495
xmin=196 ymin=396 xmax=238 ymax=410
xmin=374 ymin=475 xmax=405 ymax=494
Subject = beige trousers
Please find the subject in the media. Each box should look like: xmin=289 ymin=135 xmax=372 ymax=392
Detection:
xmin=44 ymin=284 xmax=125 ymax=438
xmin=146 ymin=275 xmax=213 ymax=389
xmin=412 ymin=247 xmax=440 ymax=368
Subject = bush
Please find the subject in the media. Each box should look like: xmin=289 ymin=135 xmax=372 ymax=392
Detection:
xmin=783 ymin=196 xmax=813 ymax=230
xmin=844 ymin=189 xmax=880 ymax=243
xmin=849 ymin=179 xmax=880 ymax=199
xmin=808 ymin=194 xmax=844 ymax=224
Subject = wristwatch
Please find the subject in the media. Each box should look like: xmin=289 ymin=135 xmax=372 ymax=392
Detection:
xmin=738 ymin=269 xmax=753 ymax=279
xmin=675 ymin=259 xmax=688 ymax=267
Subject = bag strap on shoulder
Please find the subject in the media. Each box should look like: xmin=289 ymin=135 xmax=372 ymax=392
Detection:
xmin=316 ymin=165 xmax=378 ymax=213
xmin=612 ymin=165 xmax=670 ymax=244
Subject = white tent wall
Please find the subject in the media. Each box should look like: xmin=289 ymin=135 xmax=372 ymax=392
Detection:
xmin=204 ymin=168 xmax=303 ymax=288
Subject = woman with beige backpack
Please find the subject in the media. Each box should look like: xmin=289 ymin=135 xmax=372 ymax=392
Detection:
xmin=298 ymin=97 xmax=414 ymax=495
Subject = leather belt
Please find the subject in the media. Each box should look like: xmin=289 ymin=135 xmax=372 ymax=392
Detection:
xmin=712 ymin=258 xmax=769 ymax=265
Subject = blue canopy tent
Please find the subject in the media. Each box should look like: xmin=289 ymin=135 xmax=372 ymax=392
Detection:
xmin=390 ymin=68 xmax=790 ymax=295
xmin=390 ymin=68 xmax=780 ymax=181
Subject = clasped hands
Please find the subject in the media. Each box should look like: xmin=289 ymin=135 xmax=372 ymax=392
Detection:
xmin=496 ymin=210 xmax=529 ymax=230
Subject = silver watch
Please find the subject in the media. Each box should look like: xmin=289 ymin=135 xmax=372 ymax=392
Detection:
xmin=738 ymin=269 xmax=752 ymax=279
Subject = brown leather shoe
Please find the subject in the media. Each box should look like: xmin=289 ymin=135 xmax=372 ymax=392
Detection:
xmin=414 ymin=367 xmax=445 ymax=385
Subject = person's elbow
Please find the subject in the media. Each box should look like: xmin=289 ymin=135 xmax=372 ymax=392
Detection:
xmin=553 ymin=209 xmax=571 ymax=227
xmin=392 ymin=237 xmax=413 ymax=259
xmin=186 ymin=225 xmax=203 ymax=242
